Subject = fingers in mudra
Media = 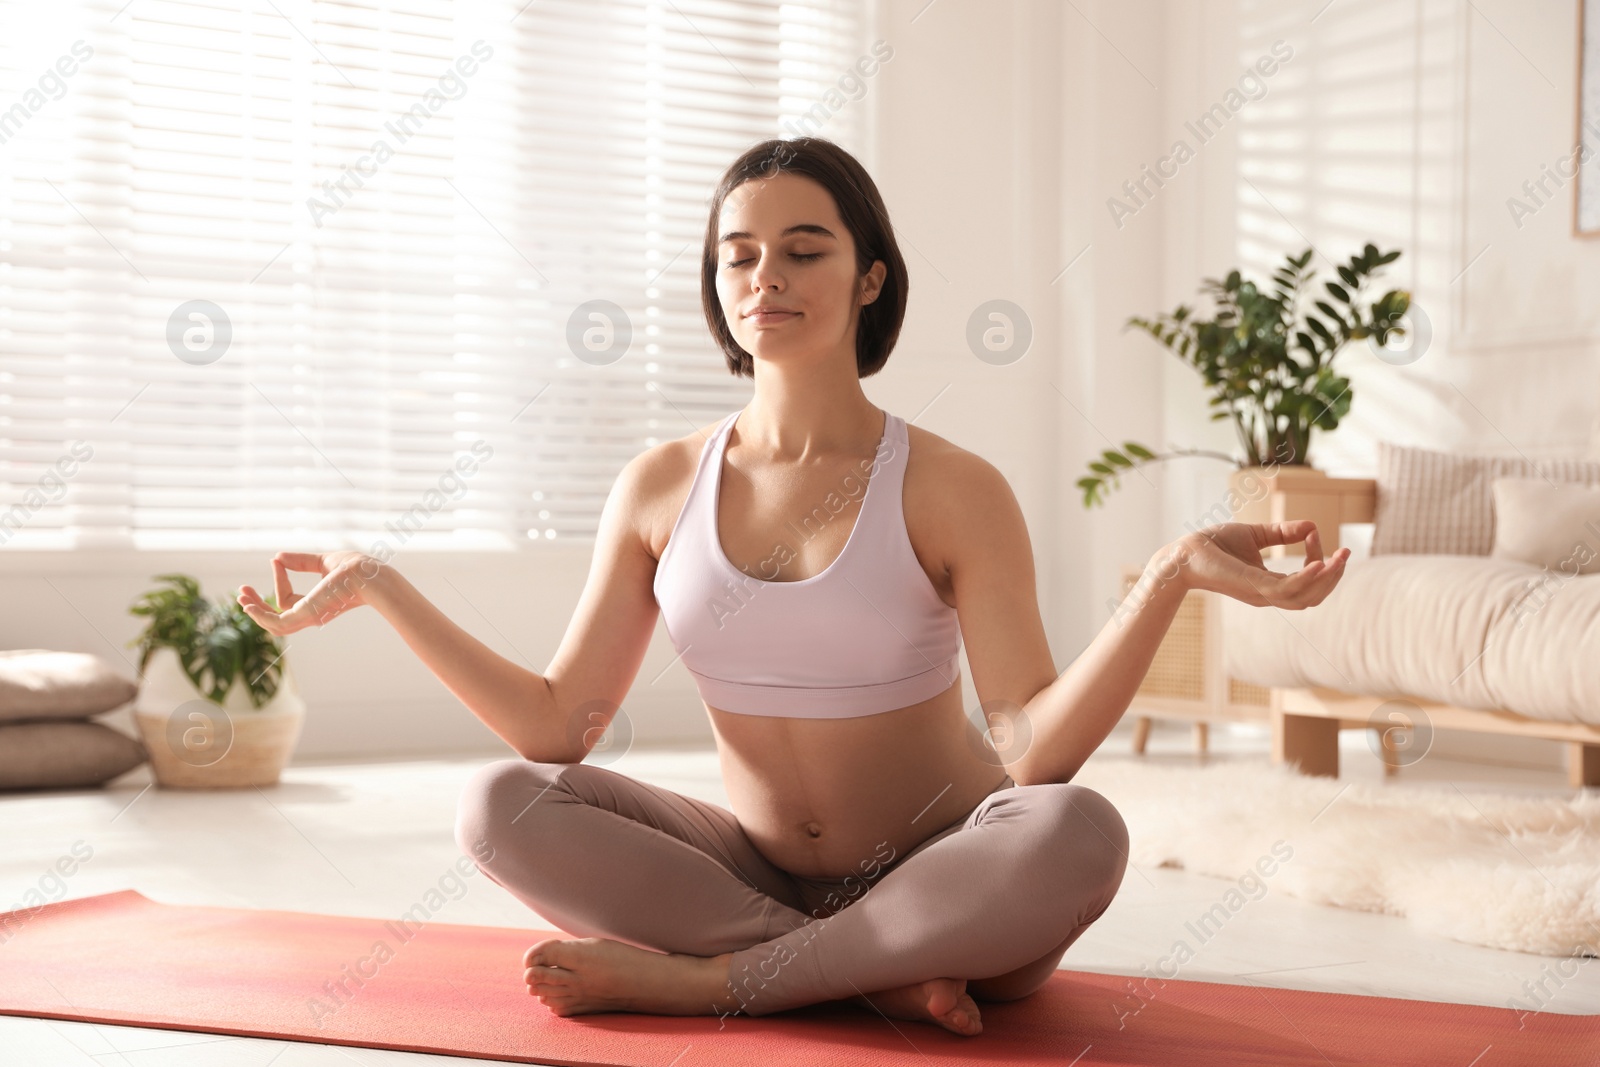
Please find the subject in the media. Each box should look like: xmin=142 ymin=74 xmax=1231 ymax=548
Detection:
xmin=237 ymin=551 xmax=380 ymax=635
xmin=1177 ymin=519 xmax=1350 ymax=609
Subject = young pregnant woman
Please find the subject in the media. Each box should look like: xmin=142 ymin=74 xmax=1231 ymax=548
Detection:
xmin=238 ymin=137 xmax=1349 ymax=1037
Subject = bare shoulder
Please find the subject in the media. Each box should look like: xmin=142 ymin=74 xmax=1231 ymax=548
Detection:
xmin=629 ymin=418 xmax=726 ymax=562
xmin=903 ymin=423 xmax=1025 ymax=598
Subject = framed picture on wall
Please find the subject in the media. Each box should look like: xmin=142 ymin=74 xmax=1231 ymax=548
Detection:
xmin=1579 ymin=0 xmax=1600 ymax=235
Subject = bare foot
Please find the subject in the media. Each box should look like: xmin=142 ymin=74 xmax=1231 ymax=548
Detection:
xmin=852 ymin=977 xmax=983 ymax=1036
xmin=523 ymin=937 xmax=738 ymax=1017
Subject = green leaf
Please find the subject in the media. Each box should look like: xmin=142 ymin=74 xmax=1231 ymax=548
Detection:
xmin=1313 ymin=301 xmax=1349 ymax=330
xmin=1123 ymin=441 xmax=1155 ymax=460
xmin=1325 ymin=281 xmax=1350 ymax=303
xmin=1089 ymin=461 xmax=1114 ymax=475
xmin=128 ymin=572 xmax=284 ymax=710
xmin=1337 ymin=265 xmax=1358 ymax=288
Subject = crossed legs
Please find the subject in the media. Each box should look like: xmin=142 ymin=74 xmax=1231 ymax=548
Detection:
xmin=453 ymin=758 xmax=1128 ymax=1025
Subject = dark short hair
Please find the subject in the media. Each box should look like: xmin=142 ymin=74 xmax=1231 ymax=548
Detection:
xmin=700 ymin=137 xmax=909 ymax=378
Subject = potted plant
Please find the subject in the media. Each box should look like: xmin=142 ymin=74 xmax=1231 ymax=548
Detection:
xmin=1077 ymin=243 xmax=1410 ymax=512
xmin=128 ymin=574 xmax=305 ymax=788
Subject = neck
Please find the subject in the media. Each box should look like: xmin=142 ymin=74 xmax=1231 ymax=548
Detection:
xmin=739 ymin=377 xmax=882 ymax=461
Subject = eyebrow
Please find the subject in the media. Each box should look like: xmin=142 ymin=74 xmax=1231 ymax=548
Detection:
xmin=718 ymin=223 xmax=837 ymax=244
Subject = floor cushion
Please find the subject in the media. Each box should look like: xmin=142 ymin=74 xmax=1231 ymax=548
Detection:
xmin=0 ymin=650 xmax=139 ymax=722
xmin=0 ymin=721 xmax=148 ymax=791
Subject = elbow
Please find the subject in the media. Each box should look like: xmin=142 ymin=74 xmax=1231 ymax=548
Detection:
xmin=1008 ymin=754 xmax=1083 ymax=788
xmin=513 ymin=676 xmax=588 ymax=764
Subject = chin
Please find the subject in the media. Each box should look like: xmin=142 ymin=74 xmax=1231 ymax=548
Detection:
xmin=738 ymin=334 xmax=810 ymax=356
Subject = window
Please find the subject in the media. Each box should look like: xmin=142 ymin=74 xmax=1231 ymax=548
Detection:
xmin=0 ymin=0 xmax=870 ymax=551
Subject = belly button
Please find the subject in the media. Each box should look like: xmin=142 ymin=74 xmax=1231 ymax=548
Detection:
xmin=804 ymin=821 xmax=822 ymax=838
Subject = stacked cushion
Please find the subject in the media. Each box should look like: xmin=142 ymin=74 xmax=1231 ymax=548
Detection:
xmin=0 ymin=651 xmax=145 ymax=790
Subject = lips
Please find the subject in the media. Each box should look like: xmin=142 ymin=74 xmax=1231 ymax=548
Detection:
xmin=747 ymin=309 xmax=799 ymax=322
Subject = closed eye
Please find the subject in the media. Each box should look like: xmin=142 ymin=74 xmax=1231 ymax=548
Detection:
xmin=724 ymin=253 xmax=823 ymax=268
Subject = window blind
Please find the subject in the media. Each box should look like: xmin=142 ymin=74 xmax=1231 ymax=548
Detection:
xmin=0 ymin=0 xmax=869 ymax=551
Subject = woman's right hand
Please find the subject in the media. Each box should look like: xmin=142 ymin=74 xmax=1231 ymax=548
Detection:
xmin=238 ymin=551 xmax=385 ymax=636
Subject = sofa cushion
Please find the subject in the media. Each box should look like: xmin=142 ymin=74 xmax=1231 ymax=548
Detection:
xmin=1370 ymin=442 xmax=1600 ymax=556
xmin=0 ymin=650 xmax=140 ymax=722
xmin=1491 ymin=478 xmax=1600 ymax=575
xmin=1222 ymin=555 xmax=1600 ymax=727
xmin=0 ymin=721 xmax=148 ymax=791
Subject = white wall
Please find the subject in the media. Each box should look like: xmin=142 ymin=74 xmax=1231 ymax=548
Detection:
xmin=1 ymin=0 xmax=1177 ymax=760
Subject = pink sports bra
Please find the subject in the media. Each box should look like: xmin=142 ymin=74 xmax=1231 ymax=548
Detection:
xmin=652 ymin=406 xmax=963 ymax=718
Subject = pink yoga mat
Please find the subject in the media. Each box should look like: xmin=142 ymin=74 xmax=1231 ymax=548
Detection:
xmin=0 ymin=890 xmax=1593 ymax=1066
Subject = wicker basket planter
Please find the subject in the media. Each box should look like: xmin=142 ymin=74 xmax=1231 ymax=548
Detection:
xmin=133 ymin=647 xmax=305 ymax=788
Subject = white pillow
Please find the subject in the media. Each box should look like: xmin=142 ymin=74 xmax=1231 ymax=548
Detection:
xmin=1490 ymin=477 xmax=1600 ymax=574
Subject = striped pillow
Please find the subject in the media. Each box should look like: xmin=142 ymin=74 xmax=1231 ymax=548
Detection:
xmin=1371 ymin=442 xmax=1600 ymax=556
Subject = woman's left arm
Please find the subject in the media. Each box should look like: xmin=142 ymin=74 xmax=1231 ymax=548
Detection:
xmin=945 ymin=456 xmax=1348 ymax=787
xmin=1022 ymin=521 xmax=1347 ymax=785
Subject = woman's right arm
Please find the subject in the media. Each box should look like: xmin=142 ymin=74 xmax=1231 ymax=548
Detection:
xmin=363 ymin=565 xmax=570 ymax=761
xmin=239 ymin=451 xmax=670 ymax=764
xmin=240 ymin=552 xmax=575 ymax=761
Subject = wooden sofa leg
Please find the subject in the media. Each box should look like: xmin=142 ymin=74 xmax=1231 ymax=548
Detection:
xmin=1194 ymin=721 xmax=1209 ymax=758
xmin=1378 ymin=724 xmax=1406 ymax=777
xmin=1273 ymin=712 xmax=1340 ymax=778
xmin=1569 ymin=742 xmax=1600 ymax=789
xmin=1131 ymin=716 xmax=1152 ymax=756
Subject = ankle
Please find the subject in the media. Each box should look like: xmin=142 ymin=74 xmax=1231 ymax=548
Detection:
xmin=707 ymin=952 xmax=744 ymax=1013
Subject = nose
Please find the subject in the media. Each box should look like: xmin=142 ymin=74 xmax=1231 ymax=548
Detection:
xmin=749 ymin=250 xmax=784 ymax=294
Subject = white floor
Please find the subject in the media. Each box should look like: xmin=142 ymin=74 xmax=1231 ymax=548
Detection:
xmin=3 ymin=719 xmax=1595 ymax=1066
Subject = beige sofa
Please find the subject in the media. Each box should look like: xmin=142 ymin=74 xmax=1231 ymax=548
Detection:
xmin=1218 ymin=445 xmax=1600 ymax=788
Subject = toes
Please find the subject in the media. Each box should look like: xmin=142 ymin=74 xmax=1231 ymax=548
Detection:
xmin=525 ymin=964 xmax=574 ymax=991
xmin=952 ymin=994 xmax=982 ymax=1033
xmin=943 ymin=1005 xmax=981 ymax=1034
xmin=524 ymin=938 xmax=568 ymax=968
xmin=540 ymin=995 xmax=582 ymax=1017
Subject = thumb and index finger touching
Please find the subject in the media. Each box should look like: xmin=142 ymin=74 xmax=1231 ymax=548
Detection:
xmin=236 ymin=551 xmax=334 ymax=633
xmin=1249 ymin=520 xmax=1355 ymax=571
xmin=1217 ymin=520 xmax=1350 ymax=603
xmin=1249 ymin=519 xmax=1321 ymax=558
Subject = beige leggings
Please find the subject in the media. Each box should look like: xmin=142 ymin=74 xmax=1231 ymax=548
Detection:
xmin=454 ymin=758 xmax=1128 ymax=1018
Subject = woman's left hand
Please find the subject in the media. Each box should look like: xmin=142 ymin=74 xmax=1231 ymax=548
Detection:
xmin=1150 ymin=520 xmax=1350 ymax=609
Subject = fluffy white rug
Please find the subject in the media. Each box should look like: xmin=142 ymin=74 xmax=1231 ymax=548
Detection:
xmin=1069 ymin=758 xmax=1600 ymax=957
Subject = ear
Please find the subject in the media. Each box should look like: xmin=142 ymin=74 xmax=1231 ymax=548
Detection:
xmin=859 ymin=259 xmax=887 ymax=306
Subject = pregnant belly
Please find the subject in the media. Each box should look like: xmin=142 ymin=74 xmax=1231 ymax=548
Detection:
xmin=706 ymin=692 xmax=1007 ymax=880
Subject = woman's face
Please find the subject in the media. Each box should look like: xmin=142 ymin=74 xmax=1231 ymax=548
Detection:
xmin=714 ymin=171 xmax=884 ymax=369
